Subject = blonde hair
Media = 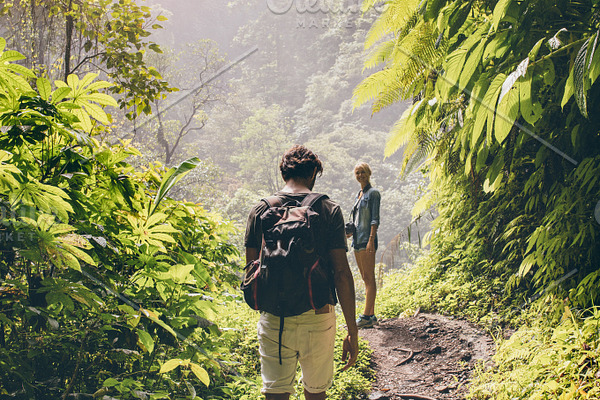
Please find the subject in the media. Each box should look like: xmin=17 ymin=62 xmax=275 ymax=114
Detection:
xmin=354 ymin=162 xmax=372 ymax=177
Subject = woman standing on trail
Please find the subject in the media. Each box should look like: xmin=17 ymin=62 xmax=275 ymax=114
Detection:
xmin=348 ymin=162 xmax=381 ymax=329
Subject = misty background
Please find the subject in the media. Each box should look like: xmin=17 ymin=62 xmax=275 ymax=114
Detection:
xmin=128 ymin=0 xmax=430 ymax=269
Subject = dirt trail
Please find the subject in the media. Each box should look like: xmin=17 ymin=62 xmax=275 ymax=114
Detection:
xmin=359 ymin=313 xmax=495 ymax=400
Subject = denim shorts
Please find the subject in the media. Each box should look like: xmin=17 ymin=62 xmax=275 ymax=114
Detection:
xmin=258 ymin=306 xmax=336 ymax=394
xmin=353 ymin=237 xmax=378 ymax=251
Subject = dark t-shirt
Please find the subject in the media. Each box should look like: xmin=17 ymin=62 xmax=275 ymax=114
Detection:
xmin=244 ymin=191 xmax=347 ymax=252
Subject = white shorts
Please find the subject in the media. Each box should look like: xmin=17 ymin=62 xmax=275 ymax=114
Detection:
xmin=258 ymin=306 xmax=336 ymax=394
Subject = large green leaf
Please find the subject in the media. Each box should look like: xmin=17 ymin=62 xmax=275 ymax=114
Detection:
xmin=136 ymin=329 xmax=155 ymax=354
xmin=36 ymin=78 xmax=52 ymax=101
xmin=459 ymin=39 xmax=486 ymax=90
xmin=520 ymin=72 xmax=543 ymax=125
xmin=189 ymin=362 xmax=210 ymax=387
xmin=561 ymin=67 xmax=575 ymax=109
xmin=159 ymin=358 xmax=186 ymax=373
xmin=492 ymin=0 xmax=515 ymax=31
xmin=51 ymin=87 xmax=72 ymax=104
xmin=480 ymin=73 xmax=506 ymax=143
xmin=483 ymin=31 xmax=511 ymax=61
xmin=572 ymin=34 xmax=597 ymax=118
xmin=468 ymin=73 xmax=493 ymax=148
xmin=150 ymin=157 xmax=201 ymax=216
xmin=495 ymin=80 xmax=520 ymax=144
xmin=589 ymin=31 xmax=600 ymax=83
xmin=443 ymin=31 xmax=482 ymax=93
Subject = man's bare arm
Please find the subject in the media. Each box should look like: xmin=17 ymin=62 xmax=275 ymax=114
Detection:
xmin=329 ymin=248 xmax=359 ymax=370
xmin=246 ymin=247 xmax=259 ymax=264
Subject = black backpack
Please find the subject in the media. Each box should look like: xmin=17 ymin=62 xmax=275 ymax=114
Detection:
xmin=241 ymin=193 xmax=337 ymax=362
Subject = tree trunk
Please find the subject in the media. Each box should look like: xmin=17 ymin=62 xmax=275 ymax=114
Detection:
xmin=64 ymin=0 xmax=74 ymax=81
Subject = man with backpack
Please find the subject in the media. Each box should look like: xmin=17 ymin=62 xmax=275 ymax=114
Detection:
xmin=243 ymin=145 xmax=359 ymax=400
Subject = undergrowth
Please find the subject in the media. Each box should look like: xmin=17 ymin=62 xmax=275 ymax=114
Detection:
xmin=377 ymin=251 xmax=520 ymax=329
xmin=469 ymin=303 xmax=600 ymax=399
xmin=213 ymin=299 xmax=374 ymax=399
xmin=377 ymin=252 xmax=600 ymax=400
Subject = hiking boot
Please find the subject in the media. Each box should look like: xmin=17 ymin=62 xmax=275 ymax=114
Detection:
xmin=356 ymin=314 xmax=377 ymax=329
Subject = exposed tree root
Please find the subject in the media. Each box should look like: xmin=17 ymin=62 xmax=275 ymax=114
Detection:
xmin=397 ymin=394 xmax=438 ymax=400
xmin=392 ymin=347 xmax=414 ymax=366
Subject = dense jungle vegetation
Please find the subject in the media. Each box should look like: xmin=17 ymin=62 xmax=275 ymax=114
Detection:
xmin=357 ymin=0 xmax=600 ymax=397
xmin=0 ymin=0 xmax=599 ymax=399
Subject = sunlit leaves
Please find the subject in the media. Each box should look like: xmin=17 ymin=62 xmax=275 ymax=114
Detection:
xmin=358 ymin=0 xmax=600 ymax=315
xmin=159 ymin=358 xmax=210 ymax=387
xmin=0 ymin=38 xmax=235 ymax=398
xmin=495 ymin=80 xmax=519 ymax=144
xmin=20 ymin=214 xmax=95 ymax=271
xmin=11 ymin=180 xmax=73 ymax=222
xmin=125 ymin=212 xmax=179 ymax=249
xmin=0 ymin=38 xmax=35 ymax=93
xmin=56 ymin=73 xmax=117 ymax=132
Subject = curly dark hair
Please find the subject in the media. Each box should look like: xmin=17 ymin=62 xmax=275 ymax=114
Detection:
xmin=279 ymin=145 xmax=323 ymax=181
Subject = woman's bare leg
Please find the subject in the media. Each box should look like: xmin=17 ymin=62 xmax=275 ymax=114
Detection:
xmin=354 ymin=249 xmax=376 ymax=316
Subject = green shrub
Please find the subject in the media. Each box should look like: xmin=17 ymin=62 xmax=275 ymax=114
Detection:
xmin=469 ymin=303 xmax=600 ymax=400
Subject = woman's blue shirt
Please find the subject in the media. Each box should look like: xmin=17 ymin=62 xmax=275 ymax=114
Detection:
xmin=351 ymin=184 xmax=381 ymax=248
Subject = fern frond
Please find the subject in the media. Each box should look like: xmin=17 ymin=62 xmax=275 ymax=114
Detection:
xmin=401 ymin=139 xmax=418 ymax=172
xmin=385 ymin=102 xmax=418 ymax=157
xmin=404 ymin=128 xmax=437 ymax=175
xmin=371 ymin=68 xmax=405 ymax=113
xmin=365 ymin=0 xmax=422 ymax=49
xmin=391 ymin=21 xmax=439 ymax=74
xmin=365 ymin=22 xmax=442 ymax=113
xmin=364 ymin=41 xmax=396 ymax=70
xmin=353 ymin=68 xmax=400 ymax=109
xmin=396 ymin=10 xmax=422 ymax=43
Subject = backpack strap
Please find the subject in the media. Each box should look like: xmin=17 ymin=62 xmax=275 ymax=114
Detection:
xmin=262 ymin=193 xmax=327 ymax=208
xmin=262 ymin=196 xmax=283 ymax=208
xmin=300 ymin=192 xmax=328 ymax=208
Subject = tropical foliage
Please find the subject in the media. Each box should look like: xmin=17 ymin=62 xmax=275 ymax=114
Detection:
xmin=355 ymin=0 xmax=600 ymax=309
xmin=0 ymin=0 xmax=173 ymax=118
xmin=0 ymin=33 xmax=377 ymax=399
xmin=357 ymin=0 xmax=600 ymax=397
xmin=0 ymin=38 xmax=244 ymax=399
xmin=469 ymin=304 xmax=600 ymax=399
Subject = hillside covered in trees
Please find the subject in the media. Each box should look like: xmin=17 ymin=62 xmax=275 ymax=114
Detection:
xmin=0 ymin=0 xmax=599 ymax=399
